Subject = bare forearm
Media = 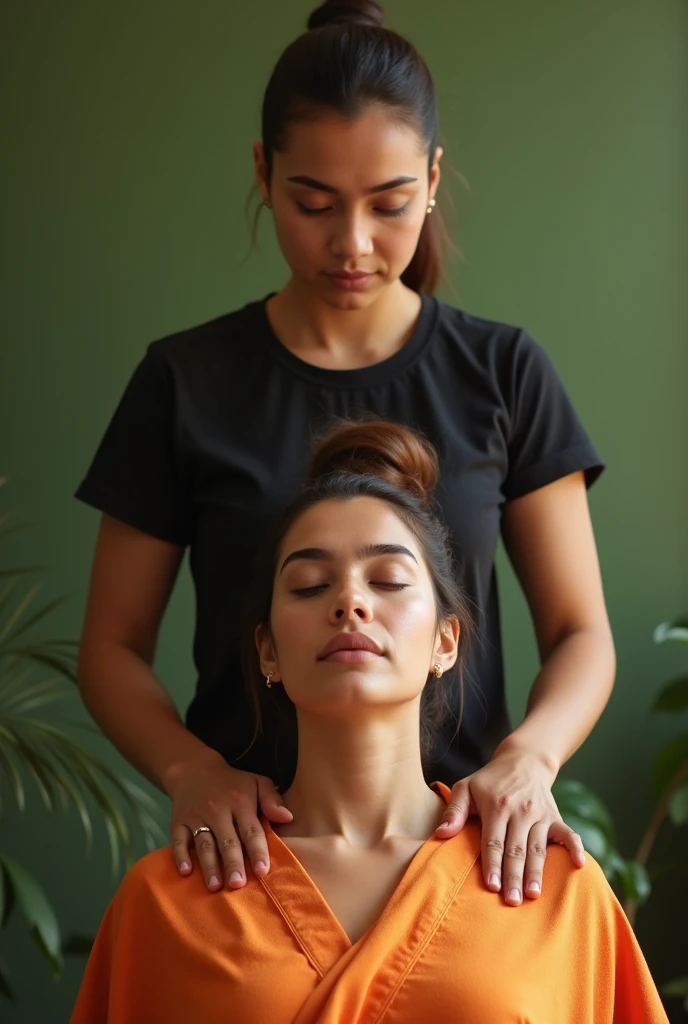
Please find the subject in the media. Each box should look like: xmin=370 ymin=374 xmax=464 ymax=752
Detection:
xmin=495 ymin=626 xmax=616 ymax=777
xmin=77 ymin=640 xmax=221 ymax=796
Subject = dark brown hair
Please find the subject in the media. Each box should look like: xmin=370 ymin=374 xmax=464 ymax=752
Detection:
xmin=241 ymin=419 xmax=473 ymax=788
xmin=258 ymin=0 xmax=448 ymax=294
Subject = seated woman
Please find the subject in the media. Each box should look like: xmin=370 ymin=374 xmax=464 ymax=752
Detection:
xmin=71 ymin=420 xmax=667 ymax=1024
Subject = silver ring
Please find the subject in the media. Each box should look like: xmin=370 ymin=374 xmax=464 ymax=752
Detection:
xmin=192 ymin=825 xmax=213 ymax=838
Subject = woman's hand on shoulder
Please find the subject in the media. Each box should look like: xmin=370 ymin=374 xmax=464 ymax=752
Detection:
xmin=165 ymin=750 xmax=293 ymax=892
xmin=435 ymin=743 xmax=585 ymax=905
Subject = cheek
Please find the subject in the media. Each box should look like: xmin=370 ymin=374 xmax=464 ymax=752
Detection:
xmin=270 ymin=602 xmax=317 ymax=666
xmin=387 ymin=593 xmax=437 ymax=658
xmin=274 ymin=212 xmax=322 ymax=269
xmin=379 ymin=217 xmax=426 ymax=266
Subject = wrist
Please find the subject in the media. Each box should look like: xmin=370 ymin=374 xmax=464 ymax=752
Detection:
xmin=492 ymin=734 xmax=561 ymax=783
xmin=160 ymin=741 xmax=224 ymax=798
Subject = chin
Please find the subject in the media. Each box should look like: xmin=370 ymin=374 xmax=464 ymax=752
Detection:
xmin=317 ymin=280 xmax=386 ymax=312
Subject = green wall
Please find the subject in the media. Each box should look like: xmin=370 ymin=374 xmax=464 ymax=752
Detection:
xmin=2 ymin=1 xmax=686 ymax=1019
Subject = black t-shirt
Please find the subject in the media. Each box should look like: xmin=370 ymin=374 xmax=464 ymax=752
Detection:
xmin=76 ymin=293 xmax=604 ymax=787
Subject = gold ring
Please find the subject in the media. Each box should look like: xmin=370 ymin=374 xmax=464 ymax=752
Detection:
xmin=192 ymin=825 xmax=212 ymax=838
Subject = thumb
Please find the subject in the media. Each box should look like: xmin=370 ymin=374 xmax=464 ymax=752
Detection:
xmin=256 ymin=775 xmax=293 ymax=823
xmin=436 ymin=780 xmax=473 ymax=838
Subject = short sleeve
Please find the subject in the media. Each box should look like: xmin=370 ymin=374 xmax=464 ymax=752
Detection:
xmin=502 ymin=330 xmax=605 ymax=501
xmin=75 ymin=348 xmax=193 ymax=545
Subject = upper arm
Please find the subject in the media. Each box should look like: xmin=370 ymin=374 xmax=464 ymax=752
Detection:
xmin=79 ymin=513 xmax=185 ymax=670
xmin=501 ymin=472 xmax=612 ymax=660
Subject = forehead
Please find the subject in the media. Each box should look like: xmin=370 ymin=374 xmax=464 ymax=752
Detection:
xmin=275 ymin=106 xmax=428 ymax=187
xmin=280 ymin=496 xmax=423 ymax=561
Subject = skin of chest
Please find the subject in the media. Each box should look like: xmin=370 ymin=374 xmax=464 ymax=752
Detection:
xmin=280 ymin=834 xmax=428 ymax=945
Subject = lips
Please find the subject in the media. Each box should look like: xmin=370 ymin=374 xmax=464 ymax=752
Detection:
xmin=317 ymin=631 xmax=384 ymax=660
xmin=328 ymin=270 xmax=372 ymax=280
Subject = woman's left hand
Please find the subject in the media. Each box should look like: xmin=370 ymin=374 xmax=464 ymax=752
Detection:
xmin=435 ymin=746 xmax=586 ymax=905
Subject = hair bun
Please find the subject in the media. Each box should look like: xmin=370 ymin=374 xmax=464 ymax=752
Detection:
xmin=307 ymin=0 xmax=385 ymax=31
xmin=309 ymin=419 xmax=439 ymax=504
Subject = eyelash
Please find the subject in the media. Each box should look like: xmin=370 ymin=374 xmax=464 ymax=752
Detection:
xmin=296 ymin=202 xmax=410 ymax=218
xmin=292 ymin=583 xmax=409 ymax=597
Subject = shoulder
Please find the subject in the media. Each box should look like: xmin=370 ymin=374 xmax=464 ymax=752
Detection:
xmin=432 ymin=300 xmax=542 ymax=376
xmin=146 ymin=297 xmax=270 ymax=372
xmin=542 ymin=844 xmax=618 ymax=919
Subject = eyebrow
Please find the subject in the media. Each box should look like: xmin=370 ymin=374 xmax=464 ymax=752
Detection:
xmin=286 ymin=174 xmax=418 ymax=196
xmin=279 ymin=543 xmax=418 ymax=575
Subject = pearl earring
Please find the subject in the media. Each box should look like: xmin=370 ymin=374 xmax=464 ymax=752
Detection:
xmin=426 ymin=198 xmax=436 ymax=214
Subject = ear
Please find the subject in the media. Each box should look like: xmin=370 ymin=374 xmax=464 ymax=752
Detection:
xmin=255 ymin=623 xmax=281 ymax=682
xmin=431 ymin=615 xmax=459 ymax=675
xmin=253 ymin=142 xmax=270 ymax=205
xmin=429 ymin=145 xmax=443 ymax=200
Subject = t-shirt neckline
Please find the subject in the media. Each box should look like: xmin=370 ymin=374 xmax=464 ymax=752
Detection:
xmin=252 ymin=291 xmax=439 ymax=389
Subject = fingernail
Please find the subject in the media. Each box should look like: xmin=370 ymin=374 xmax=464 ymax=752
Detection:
xmin=435 ymin=820 xmax=451 ymax=831
xmin=209 ymin=875 xmax=221 ymax=888
xmin=179 ymin=861 xmax=190 ymax=873
xmin=527 ymin=881 xmax=541 ymax=894
xmin=488 ymin=873 xmax=501 ymax=889
xmin=229 ymin=871 xmax=243 ymax=884
xmin=254 ymin=860 xmax=267 ymax=876
xmin=508 ymin=888 xmax=521 ymax=902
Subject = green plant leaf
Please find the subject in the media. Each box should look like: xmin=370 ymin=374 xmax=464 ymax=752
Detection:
xmin=556 ymin=811 xmax=611 ymax=864
xmin=0 ymin=862 xmax=15 ymax=929
xmin=613 ymin=859 xmax=651 ymax=905
xmin=552 ymin=778 xmax=617 ymax=845
xmin=0 ymin=579 xmax=19 ymax=617
xmin=0 ymin=664 xmax=37 ymax=711
xmin=0 ymin=723 xmax=57 ymax=812
xmin=0 ymin=676 xmax=69 ymax=720
xmin=654 ymin=617 xmax=688 ymax=645
xmin=2 ymin=641 xmax=78 ymax=684
xmin=0 ymin=953 xmax=15 ymax=1002
xmin=0 ymin=853 xmax=62 ymax=978
xmin=650 ymin=734 xmax=688 ymax=801
xmin=651 ymin=675 xmax=688 ymax=714
xmin=668 ymin=781 xmax=688 ymax=826
xmin=0 ymin=742 xmax=25 ymax=811
xmin=0 ymin=583 xmax=42 ymax=645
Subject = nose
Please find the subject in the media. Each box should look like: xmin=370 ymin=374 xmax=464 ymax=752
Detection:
xmin=329 ymin=577 xmax=373 ymax=624
xmin=329 ymin=209 xmax=374 ymax=261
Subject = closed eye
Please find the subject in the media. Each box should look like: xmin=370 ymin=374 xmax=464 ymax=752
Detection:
xmin=292 ymin=582 xmax=409 ymax=597
xmin=292 ymin=584 xmax=329 ymax=596
xmin=296 ymin=202 xmax=410 ymax=218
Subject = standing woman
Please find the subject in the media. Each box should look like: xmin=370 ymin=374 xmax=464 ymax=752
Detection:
xmin=76 ymin=0 xmax=615 ymax=907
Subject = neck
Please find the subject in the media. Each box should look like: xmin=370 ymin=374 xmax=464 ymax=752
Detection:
xmin=267 ymin=279 xmax=422 ymax=367
xmin=280 ymin=700 xmax=445 ymax=847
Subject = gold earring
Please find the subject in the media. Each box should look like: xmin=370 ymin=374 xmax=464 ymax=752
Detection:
xmin=426 ymin=198 xmax=436 ymax=214
xmin=266 ymin=671 xmax=273 ymax=688
xmin=432 ymin=663 xmax=443 ymax=679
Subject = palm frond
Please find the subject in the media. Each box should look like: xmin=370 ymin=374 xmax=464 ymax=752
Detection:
xmin=0 ymin=742 xmax=25 ymax=812
xmin=0 ymin=715 xmax=165 ymax=869
xmin=0 ymin=591 xmax=69 ymax=649
xmin=2 ymin=642 xmax=78 ymax=683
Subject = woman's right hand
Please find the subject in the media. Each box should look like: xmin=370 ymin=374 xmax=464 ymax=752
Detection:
xmin=165 ymin=749 xmax=293 ymax=891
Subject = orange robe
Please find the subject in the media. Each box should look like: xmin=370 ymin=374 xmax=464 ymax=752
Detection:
xmin=71 ymin=784 xmax=668 ymax=1023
